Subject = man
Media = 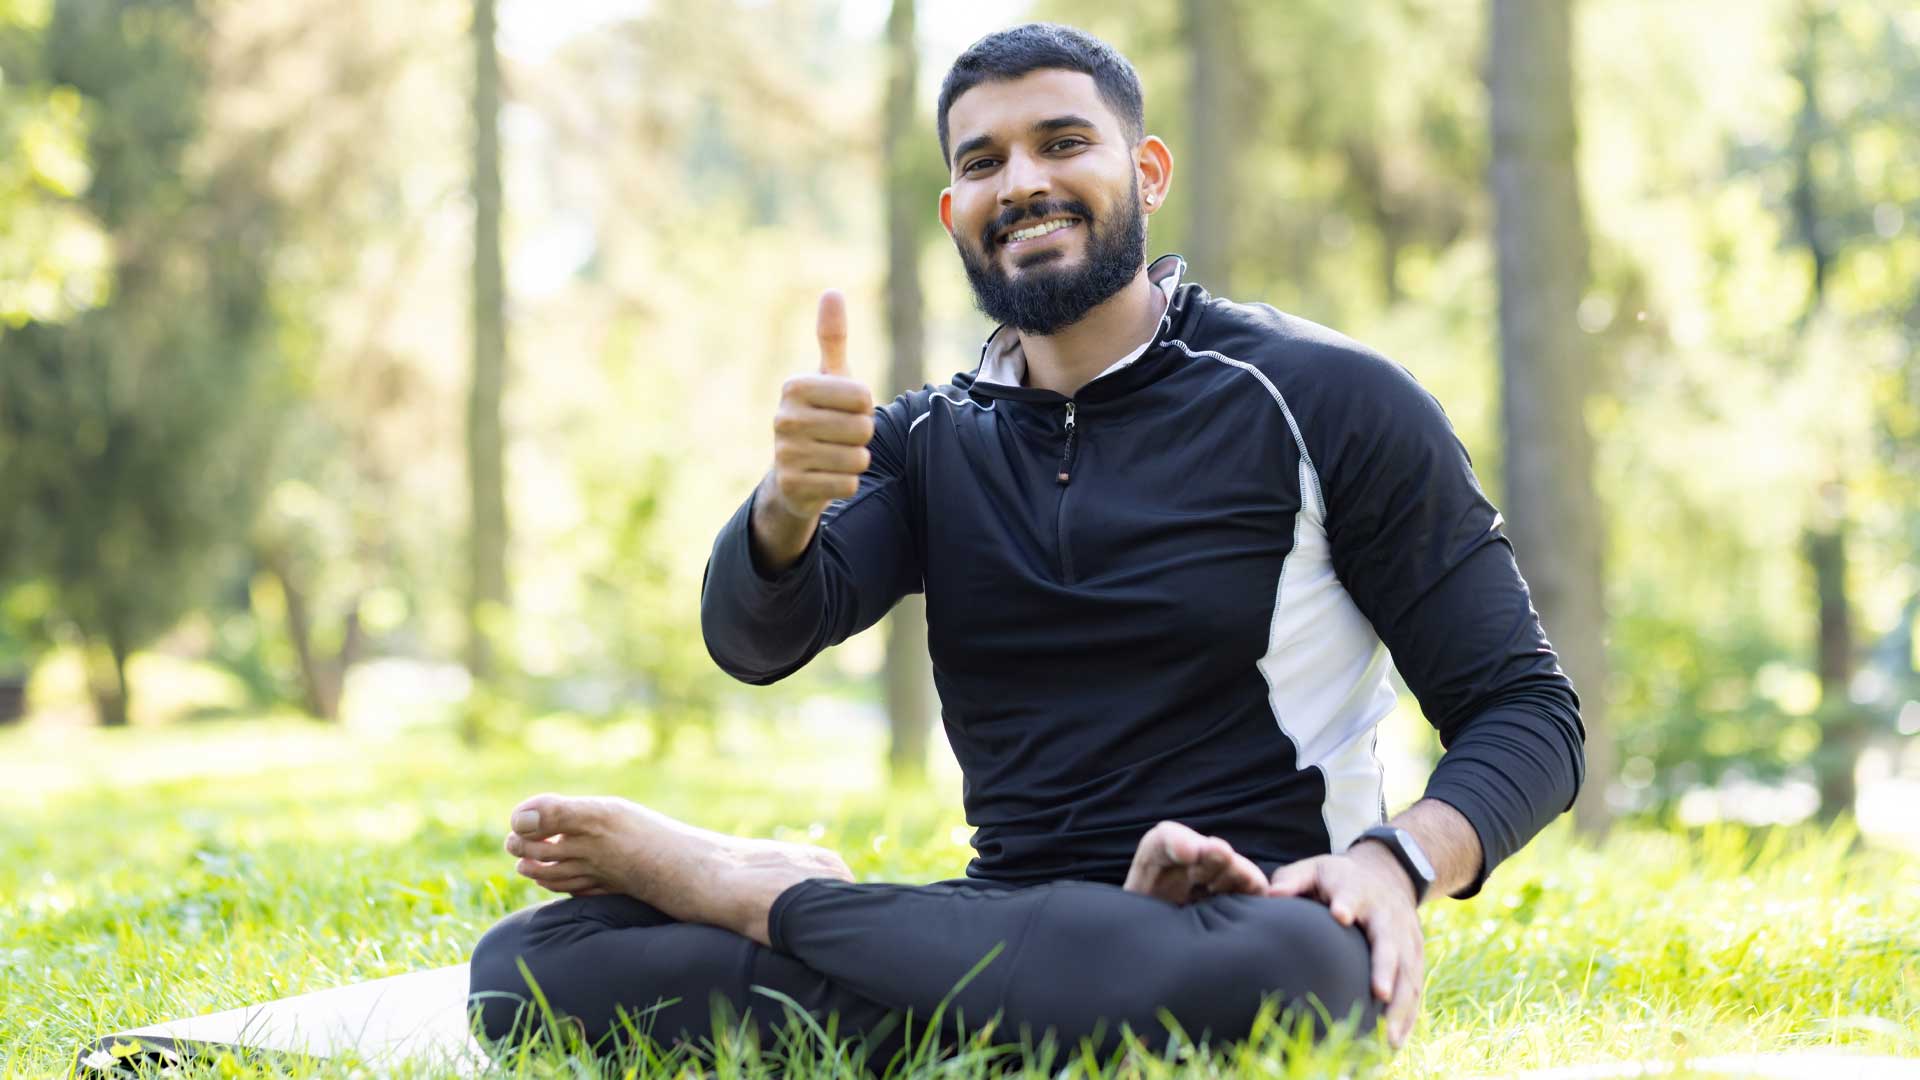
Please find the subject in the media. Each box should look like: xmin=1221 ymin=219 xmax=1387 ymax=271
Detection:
xmin=468 ymin=22 xmax=1584 ymax=1064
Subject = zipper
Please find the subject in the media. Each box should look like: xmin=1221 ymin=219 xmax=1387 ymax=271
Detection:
xmin=1055 ymin=401 xmax=1078 ymax=582
xmin=1056 ymin=401 xmax=1077 ymax=484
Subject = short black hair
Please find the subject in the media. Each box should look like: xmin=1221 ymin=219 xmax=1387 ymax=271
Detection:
xmin=936 ymin=23 xmax=1145 ymax=167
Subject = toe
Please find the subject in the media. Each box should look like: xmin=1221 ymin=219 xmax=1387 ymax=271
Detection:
xmin=511 ymin=793 xmax=592 ymax=838
xmin=517 ymin=856 xmax=591 ymax=883
xmin=518 ymin=835 xmax=573 ymax=862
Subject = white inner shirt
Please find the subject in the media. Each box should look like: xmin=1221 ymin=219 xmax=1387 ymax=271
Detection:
xmin=974 ymin=260 xmax=1181 ymax=388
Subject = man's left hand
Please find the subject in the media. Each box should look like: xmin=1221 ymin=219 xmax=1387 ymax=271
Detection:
xmin=1266 ymin=844 xmax=1425 ymax=1048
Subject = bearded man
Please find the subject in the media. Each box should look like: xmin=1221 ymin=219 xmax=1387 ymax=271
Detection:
xmin=468 ymin=22 xmax=1584 ymax=1063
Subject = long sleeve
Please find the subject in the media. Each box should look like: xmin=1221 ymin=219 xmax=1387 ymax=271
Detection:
xmin=1308 ymin=349 xmax=1585 ymax=898
xmin=699 ymin=391 xmax=924 ymax=685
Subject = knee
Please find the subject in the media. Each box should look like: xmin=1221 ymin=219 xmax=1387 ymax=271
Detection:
xmin=467 ymin=906 xmax=549 ymax=1045
xmin=1194 ymin=897 xmax=1377 ymax=1036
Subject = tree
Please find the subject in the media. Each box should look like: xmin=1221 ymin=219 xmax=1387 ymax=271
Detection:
xmin=882 ymin=0 xmax=932 ymax=783
xmin=1487 ymin=0 xmax=1613 ymax=832
xmin=1181 ymin=0 xmax=1238 ymax=295
xmin=467 ymin=0 xmax=509 ymax=679
xmin=0 ymin=0 xmax=284 ymax=726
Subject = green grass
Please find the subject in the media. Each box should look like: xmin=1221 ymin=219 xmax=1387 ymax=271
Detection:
xmin=2 ymin=718 xmax=1916 ymax=1078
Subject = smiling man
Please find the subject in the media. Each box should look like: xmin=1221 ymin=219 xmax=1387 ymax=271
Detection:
xmin=467 ymin=23 xmax=1584 ymax=1063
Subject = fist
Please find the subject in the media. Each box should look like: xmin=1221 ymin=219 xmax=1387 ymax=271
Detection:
xmin=769 ymin=290 xmax=876 ymax=521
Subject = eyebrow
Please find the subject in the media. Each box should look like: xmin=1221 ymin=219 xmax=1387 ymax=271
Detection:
xmin=952 ymin=114 xmax=1099 ymax=166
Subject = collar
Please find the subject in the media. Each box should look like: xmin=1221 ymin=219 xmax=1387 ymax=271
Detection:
xmin=973 ymin=254 xmax=1188 ymax=389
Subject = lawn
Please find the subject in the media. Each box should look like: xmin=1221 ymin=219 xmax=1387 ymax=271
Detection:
xmin=2 ymin=717 xmax=1916 ymax=1079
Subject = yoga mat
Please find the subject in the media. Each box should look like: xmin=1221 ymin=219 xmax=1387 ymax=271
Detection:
xmin=76 ymin=963 xmax=485 ymax=1076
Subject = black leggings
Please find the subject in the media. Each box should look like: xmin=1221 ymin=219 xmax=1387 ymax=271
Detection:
xmin=467 ymin=877 xmax=1378 ymax=1065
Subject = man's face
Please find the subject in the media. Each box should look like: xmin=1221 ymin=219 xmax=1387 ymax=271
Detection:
xmin=940 ymin=70 xmax=1149 ymax=335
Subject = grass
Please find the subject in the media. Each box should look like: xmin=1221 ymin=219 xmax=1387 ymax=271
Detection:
xmin=1 ymin=716 xmax=1916 ymax=1079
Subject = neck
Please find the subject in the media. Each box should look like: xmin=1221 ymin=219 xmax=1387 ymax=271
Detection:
xmin=1017 ymin=265 xmax=1159 ymax=397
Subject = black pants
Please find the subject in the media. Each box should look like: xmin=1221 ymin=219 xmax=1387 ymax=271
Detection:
xmin=467 ymin=877 xmax=1378 ymax=1065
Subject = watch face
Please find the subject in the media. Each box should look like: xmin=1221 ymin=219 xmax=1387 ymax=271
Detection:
xmin=1396 ymin=828 xmax=1436 ymax=881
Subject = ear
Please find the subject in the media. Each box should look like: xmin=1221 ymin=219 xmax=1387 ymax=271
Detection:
xmin=938 ymin=188 xmax=955 ymax=238
xmin=1136 ymin=136 xmax=1174 ymax=214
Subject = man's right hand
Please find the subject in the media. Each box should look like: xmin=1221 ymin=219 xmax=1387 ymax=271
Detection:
xmin=1122 ymin=820 xmax=1269 ymax=906
xmin=751 ymin=290 xmax=877 ymax=572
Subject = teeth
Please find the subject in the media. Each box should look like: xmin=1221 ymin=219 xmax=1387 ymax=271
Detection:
xmin=1007 ymin=219 xmax=1075 ymax=243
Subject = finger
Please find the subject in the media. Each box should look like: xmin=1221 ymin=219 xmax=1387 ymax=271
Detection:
xmin=817 ymin=290 xmax=849 ymax=376
xmin=1366 ymin=917 xmax=1398 ymax=1003
xmin=1190 ymin=839 xmax=1265 ymax=897
xmin=1329 ymin=894 xmax=1358 ymax=926
xmin=1127 ymin=823 xmax=1203 ymax=900
xmin=1393 ymin=934 xmax=1426 ymax=1046
xmin=1158 ymin=822 xmax=1204 ymax=867
xmin=1143 ymin=821 xmax=1201 ymax=871
xmin=1188 ymin=838 xmax=1231 ymax=890
xmin=1387 ymin=963 xmax=1422 ymax=1048
xmin=777 ymin=471 xmax=861 ymax=505
xmin=1222 ymin=849 xmax=1269 ymax=896
xmin=783 ymin=375 xmax=874 ymax=416
xmin=1125 ymin=822 xmax=1184 ymax=893
xmin=1267 ymin=858 xmax=1322 ymax=899
xmin=774 ymin=403 xmax=876 ymax=445
xmin=777 ymin=443 xmax=872 ymax=475
xmin=541 ymin=875 xmax=600 ymax=895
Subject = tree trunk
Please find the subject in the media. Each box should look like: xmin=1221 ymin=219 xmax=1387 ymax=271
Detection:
xmin=273 ymin=560 xmax=333 ymax=720
xmin=1488 ymin=0 xmax=1613 ymax=835
xmin=1806 ymin=481 xmax=1861 ymax=818
xmin=86 ymin=633 xmax=131 ymax=728
xmin=882 ymin=0 xmax=932 ymax=784
xmin=1342 ymin=139 xmax=1406 ymax=306
xmin=1788 ymin=1 xmax=1830 ymax=319
xmin=1183 ymin=0 xmax=1237 ymax=293
xmin=466 ymin=0 xmax=510 ymax=679
xmin=1787 ymin=11 xmax=1860 ymax=817
xmin=265 ymin=552 xmax=361 ymax=722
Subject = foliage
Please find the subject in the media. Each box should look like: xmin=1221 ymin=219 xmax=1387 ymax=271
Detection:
xmin=0 ymin=720 xmax=1915 ymax=1076
xmin=0 ymin=0 xmax=286 ymax=725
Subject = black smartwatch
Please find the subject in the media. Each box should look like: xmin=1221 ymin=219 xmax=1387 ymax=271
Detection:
xmin=1355 ymin=825 xmax=1436 ymax=905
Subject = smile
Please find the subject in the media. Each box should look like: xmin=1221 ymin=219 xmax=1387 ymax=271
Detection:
xmin=999 ymin=217 xmax=1080 ymax=249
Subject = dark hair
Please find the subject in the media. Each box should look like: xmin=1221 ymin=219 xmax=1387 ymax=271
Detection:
xmin=936 ymin=23 xmax=1145 ymax=167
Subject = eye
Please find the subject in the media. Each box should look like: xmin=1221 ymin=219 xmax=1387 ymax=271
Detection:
xmin=1048 ymin=137 xmax=1087 ymax=152
xmin=962 ymin=157 xmax=998 ymax=174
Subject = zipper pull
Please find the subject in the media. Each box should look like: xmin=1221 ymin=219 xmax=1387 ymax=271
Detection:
xmin=1056 ymin=401 xmax=1077 ymax=485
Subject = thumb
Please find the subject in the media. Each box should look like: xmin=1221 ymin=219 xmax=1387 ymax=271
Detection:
xmin=817 ymin=289 xmax=850 ymax=377
xmin=1267 ymin=859 xmax=1320 ymax=899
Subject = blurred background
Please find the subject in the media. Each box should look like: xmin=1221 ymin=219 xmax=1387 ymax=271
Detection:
xmin=0 ymin=0 xmax=1916 ymax=845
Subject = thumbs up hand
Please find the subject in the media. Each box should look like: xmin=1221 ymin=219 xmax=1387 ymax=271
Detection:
xmin=765 ymin=290 xmax=877 ymax=524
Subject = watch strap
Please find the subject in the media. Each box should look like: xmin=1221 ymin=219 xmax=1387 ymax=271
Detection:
xmin=1356 ymin=825 xmax=1433 ymax=904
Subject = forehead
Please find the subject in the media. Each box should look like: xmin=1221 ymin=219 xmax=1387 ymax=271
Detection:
xmin=946 ymin=69 xmax=1124 ymax=148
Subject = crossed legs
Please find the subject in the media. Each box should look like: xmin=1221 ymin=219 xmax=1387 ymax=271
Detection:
xmin=467 ymin=796 xmax=1377 ymax=1061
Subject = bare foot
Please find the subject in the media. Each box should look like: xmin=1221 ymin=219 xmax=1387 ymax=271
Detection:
xmin=1122 ymin=820 xmax=1268 ymax=905
xmin=502 ymin=794 xmax=853 ymax=945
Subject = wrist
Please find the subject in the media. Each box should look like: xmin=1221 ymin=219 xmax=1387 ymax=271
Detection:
xmin=1353 ymin=825 xmax=1436 ymax=906
xmin=1350 ymin=839 xmax=1417 ymax=903
xmin=748 ymin=476 xmax=819 ymax=577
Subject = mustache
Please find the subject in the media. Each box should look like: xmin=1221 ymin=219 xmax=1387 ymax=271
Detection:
xmin=979 ymin=200 xmax=1095 ymax=250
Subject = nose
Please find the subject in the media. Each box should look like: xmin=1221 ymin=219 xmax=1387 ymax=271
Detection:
xmin=997 ymin=146 xmax=1050 ymax=207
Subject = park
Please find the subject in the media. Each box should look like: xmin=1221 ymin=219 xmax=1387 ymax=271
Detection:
xmin=2 ymin=1 xmax=1917 ymax=1077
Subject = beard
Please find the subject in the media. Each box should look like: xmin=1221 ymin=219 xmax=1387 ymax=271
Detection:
xmin=956 ymin=179 xmax=1147 ymax=336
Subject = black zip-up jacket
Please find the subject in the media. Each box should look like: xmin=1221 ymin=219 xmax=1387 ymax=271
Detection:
xmin=702 ymin=256 xmax=1584 ymax=896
